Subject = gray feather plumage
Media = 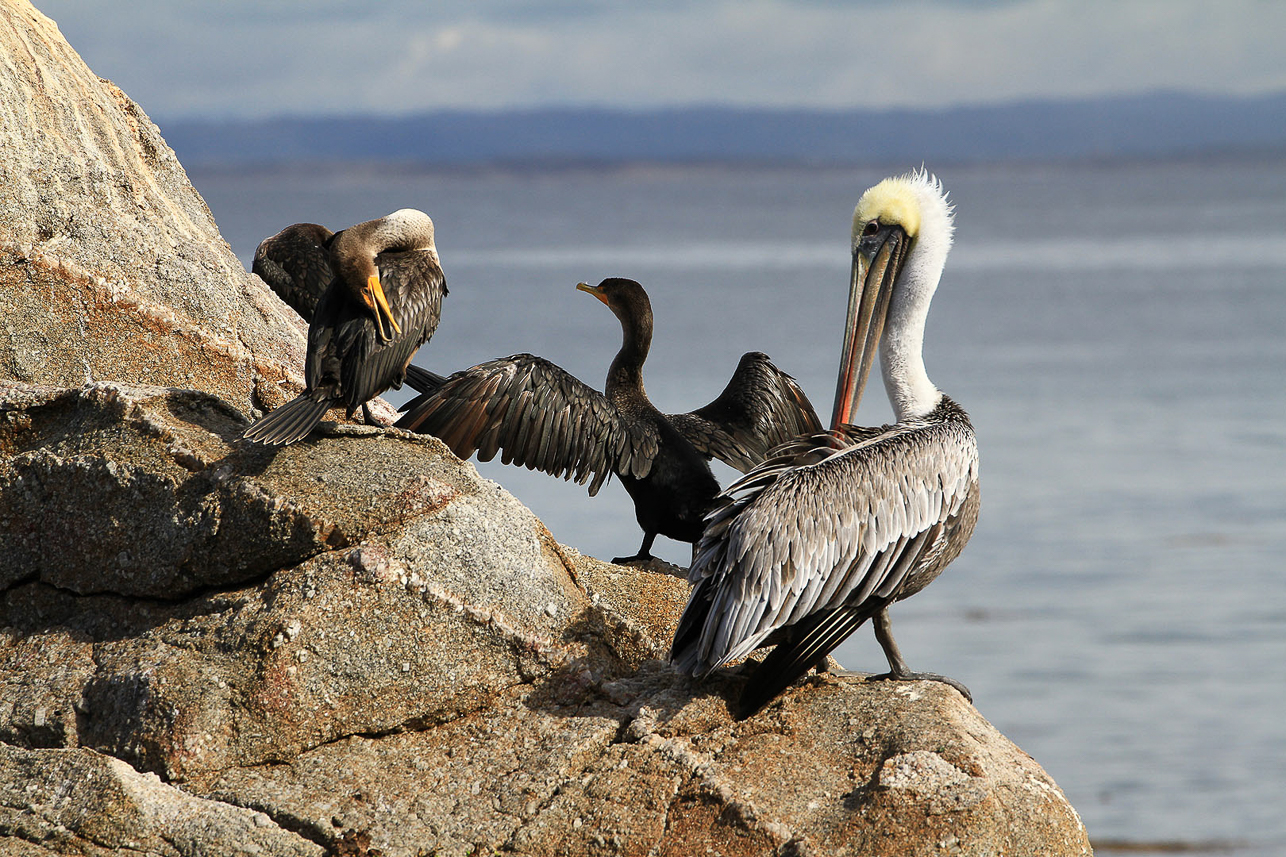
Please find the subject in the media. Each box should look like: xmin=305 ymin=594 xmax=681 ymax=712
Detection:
xmin=671 ymin=396 xmax=979 ymax=676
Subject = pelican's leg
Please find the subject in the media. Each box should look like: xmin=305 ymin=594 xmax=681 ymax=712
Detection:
xmin=362 ymin=402 xmax=376 ymax=425
xmin=868 ymin=607 xmax=972 ymax=702
xmin=612 ymin=531 xmax=656 ymax=565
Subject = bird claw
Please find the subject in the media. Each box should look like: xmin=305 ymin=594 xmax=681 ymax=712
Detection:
xmin=866 ymin=671 xmax=972 ymax=703
xmin=611 ymin=553 xmax=655 ymax=566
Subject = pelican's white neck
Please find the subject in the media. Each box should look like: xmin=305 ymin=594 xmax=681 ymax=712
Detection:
xmin=876 ymin=172 xmax=954 ymax=421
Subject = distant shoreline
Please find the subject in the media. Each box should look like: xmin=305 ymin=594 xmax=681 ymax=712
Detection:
xmin=161 ymin=92 xmax=1286 ymax=171
xmin=182 ymin=148 xmax=1286 ymax=179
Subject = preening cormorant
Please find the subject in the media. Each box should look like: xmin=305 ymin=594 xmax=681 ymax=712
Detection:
xmin=245 ymin=209 xmax=447 ymax=445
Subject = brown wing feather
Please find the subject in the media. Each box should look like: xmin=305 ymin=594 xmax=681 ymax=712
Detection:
xmin=669 ymin=351 xmax=823 ymax=472
xmin=396 ymin=354 xmax=659 ymax=496
xmin=252 ymin=223 xmax=335 ymax=321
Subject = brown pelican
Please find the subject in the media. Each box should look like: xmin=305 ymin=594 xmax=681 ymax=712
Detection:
xmin=670 ymin=171 xmax=979 ymax=718
xmin=396 ymin=277 xmax=821 ymax=564
xmin=244 ymin=209 xmax=447 ymax=445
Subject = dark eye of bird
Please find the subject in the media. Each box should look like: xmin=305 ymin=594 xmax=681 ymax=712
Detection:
xmin=863 ymin=221 xmax=879 ymax=237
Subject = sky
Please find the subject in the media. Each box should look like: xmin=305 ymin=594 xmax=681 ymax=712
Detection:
xmin=31 ymin=0 xmax=1286 ymax=120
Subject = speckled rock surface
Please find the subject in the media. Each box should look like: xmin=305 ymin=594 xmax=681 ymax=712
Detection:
xmin=0 ymin=379 xmax=1092 ymax=856
xmin=0 ymin=0 xmax=308 ymax=418
xmin=0 ymin=3 xmax=1093 ymax=854
xmin=0 ymin=382 xmax=470 ymax=596
xmin=0 ymin=743 xmax=323 ymax=856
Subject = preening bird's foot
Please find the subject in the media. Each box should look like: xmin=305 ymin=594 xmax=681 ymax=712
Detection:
xmin=867 ymin=671 xmax=972 ymax=702
xmin=360 ymin=403 xmax=394 ymax=427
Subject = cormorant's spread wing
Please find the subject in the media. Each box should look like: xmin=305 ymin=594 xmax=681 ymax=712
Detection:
xmin=396 ymin=354 xmax=660 ymax=496
xmin=252 ymin=223 xmax=335 ymax=322
xmin=668 ymin=352 xmax=822 ymax=472
xmin=670 ymin=406 xmax=977 ymax=686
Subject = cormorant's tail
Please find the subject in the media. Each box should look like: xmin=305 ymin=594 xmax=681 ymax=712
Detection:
xmin=736 ymin=604 xmax=874 ymax=720
xmin=243 ymin=395 xmax=332 ymax=446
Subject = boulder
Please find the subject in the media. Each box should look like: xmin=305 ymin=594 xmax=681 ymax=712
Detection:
xmin=1 ymin=0 xmax=327 ymax=420
xmin=0 ymin=743 xmax=322 ymax=857
xmin=0 ymin=1 xmax=1093 ymax=854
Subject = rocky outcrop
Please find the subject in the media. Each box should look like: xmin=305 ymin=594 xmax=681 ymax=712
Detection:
xmin=0 ymin=743 xmax=323 ymax=857
xmin=0 ymin=1 xmax=1092 ymax=854
xmin=0 ymin=0 xmax=330 ymax=421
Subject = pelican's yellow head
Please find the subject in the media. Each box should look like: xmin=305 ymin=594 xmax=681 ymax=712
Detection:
xmin=852 ymin=175 xmax=923 ymax=251
xmin=834 ymin=170 xmax=953 ymax=428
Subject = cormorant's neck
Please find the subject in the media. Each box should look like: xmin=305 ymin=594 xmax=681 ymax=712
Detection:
xmin=605 ymin=307 xmax=652 ymax=403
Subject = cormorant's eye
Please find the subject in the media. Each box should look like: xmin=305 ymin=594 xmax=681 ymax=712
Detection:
xmin=862 ymin=220 xmax=880 ymax=237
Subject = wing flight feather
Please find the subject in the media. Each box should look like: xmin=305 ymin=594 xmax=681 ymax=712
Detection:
xmin=669 ymin=352 xmax=822 ymax=472
xmin=397 ymin=354 xmax=660 ymax=495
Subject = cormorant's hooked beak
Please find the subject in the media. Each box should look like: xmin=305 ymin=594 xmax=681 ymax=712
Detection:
xmin=831 ymin=227 xmax=909 ymax=429
xmin=577 ymin=281 xmax=610 ymax=306
xmin=365 ymin=274 xmax=402 ymax=343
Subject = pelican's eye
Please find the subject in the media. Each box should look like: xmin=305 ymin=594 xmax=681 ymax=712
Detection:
xmin=862 ymin=220 xmax=880 ymax=237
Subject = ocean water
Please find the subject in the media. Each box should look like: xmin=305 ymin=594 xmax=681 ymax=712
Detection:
xmin=192 ymin=156 xmax=1286 ymax=853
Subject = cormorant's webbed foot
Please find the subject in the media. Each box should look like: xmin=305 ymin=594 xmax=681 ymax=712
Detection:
xmin=612 ymin=532 xmax=657 ymax=565
xmin=866 ymin=670 xmax=972 ymax=702
xmin=611 ymin=551 xmax=656 ymax=565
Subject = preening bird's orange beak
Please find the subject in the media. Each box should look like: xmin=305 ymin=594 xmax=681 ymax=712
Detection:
xmin=365 ymin=274 xmax=402 ymax=342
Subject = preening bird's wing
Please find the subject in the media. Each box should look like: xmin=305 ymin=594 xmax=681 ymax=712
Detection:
xmin=252 ymin=223 xmax=335 ymax=322
xmin=344 ymin=248 xmax=447 ymax=407
xmin=304 ymin=247 xmax=447 ymax=410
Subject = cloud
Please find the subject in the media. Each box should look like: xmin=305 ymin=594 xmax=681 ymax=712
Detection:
xmin=34 ymin=0 xmax=1286 ymax=119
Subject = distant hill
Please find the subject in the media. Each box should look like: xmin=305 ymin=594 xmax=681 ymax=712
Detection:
xmin=160 ymin=91 xmax=1286 ymax=168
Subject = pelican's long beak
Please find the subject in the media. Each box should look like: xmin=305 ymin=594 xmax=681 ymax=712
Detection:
xmin=365 ymin=274 xmax=402 ymax=342
xmin=577 ymin=281 xmax=610 ymax=306
xmin=831 ymin=229 xmax=908 ymax=428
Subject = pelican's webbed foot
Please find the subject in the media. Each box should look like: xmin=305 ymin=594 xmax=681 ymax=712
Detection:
xmin=869 ymin=607 xmax=972 ymax=701
xmin=866 ymin=670 xmax=972 ymax=702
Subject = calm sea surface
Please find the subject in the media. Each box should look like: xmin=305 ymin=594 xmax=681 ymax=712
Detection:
xmin=192 ymin=156 xmax=1286 ymax=853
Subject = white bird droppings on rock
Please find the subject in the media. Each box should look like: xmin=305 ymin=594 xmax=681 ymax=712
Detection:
xmin=878 ymin=751 xmax=971 ymax=792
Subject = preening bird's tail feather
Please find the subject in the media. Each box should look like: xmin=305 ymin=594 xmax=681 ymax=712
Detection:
xmin=403 ymin=363 xmax=446 ymax=396
xmin=243 ymin=395 xmax=332 ymax=446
